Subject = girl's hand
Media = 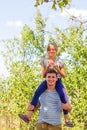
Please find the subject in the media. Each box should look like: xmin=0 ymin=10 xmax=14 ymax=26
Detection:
xmin=47 ymin=60 xmax=54 ymax=68
xmin=54 ymin=63 xmax=60 ymax=71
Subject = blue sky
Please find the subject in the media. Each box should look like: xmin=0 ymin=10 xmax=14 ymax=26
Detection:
xmin=0 ymin=0 xmax=87 ymax=77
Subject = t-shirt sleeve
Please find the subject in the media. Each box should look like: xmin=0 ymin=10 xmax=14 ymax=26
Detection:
xmin=40 ymin=58 xmax=45 ymax=67
xmin=59 ymin=58 xmax=64 ymax=68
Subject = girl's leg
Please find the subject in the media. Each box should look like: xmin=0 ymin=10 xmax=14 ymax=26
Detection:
xmin=18 ymin=80 xmax=47 ymax=122
xmin=56 ymin=78 xmax=67 ymax=103
xmin=56 ymin=78 xmax=68 ymax=114
xmin=56 ymin=79 xmax=73 ymax=127
xmin=31 ymin=80 xmax=47 ymax=107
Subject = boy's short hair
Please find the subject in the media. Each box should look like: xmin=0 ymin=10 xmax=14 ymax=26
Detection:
xmin=45 ymin=69 xmax=57 ymax=77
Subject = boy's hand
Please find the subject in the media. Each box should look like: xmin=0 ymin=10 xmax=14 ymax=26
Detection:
xmin=28 ymin=103 xmax=34 ymax=111
xmin=62 ymin=103 xmax=72 ymax=112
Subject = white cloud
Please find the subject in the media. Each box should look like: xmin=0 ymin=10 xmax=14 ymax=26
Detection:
xmin=6 ymin=20 xmax=23 ymax=28
xmin=49 ymin=11 xmax=59 ymax=18
xmin=48 ymin=8 xmax=87 ymax=20
xmin=61 ymin=8 xmax=87 ymax=19
xmin=48 ymin=8 xmax=87 ymax=21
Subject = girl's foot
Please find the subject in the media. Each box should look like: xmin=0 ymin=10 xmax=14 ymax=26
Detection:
xmin=18 ymin=114 xmax=29 ymax=123
xmin=65 ymin=121 xmax=74 ymax=127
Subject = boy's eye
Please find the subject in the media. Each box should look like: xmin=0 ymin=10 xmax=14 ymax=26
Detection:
xmin=48 ymin=76 xmax=51 ymax=78
xmin=48 ymin=76 xmax=55 ymax=78
xmin=52 ymin=76 xmax=55 ymax=78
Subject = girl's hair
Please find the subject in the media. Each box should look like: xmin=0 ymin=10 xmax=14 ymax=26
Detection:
xmin=47 ymin=42 xmax=58 ymax=51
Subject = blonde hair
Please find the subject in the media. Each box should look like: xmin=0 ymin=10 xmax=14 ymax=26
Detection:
xmin=47 ymin=42 xmax=58 ymax=51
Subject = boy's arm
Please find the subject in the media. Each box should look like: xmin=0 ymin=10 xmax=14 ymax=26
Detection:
xmin=27 ymin=102 xmax=40 ymax=120
xmin=28 ymin=102 xmax=40 ymax=111
xmin=62 ymin=102 xmax=72 ymax=112
xmin=34 ymin=102 xmax=40 ymax=111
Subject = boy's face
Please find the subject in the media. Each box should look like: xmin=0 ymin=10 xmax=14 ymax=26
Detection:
xmin=46 ymin=73 xmax=57 ymax=87
xmin=47 ymin=45 xmax=57 ymax=57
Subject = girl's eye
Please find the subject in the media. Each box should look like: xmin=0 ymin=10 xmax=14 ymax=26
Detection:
xmin=49 ymin=49 xmax=55 ymax=51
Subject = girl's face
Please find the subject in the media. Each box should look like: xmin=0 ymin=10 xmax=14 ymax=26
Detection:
xmin=47 ymin=44 xmax=57 ymax=58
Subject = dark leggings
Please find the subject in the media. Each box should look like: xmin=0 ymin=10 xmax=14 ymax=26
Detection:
xmin=31 ymin=79 xmax=68 ymax=115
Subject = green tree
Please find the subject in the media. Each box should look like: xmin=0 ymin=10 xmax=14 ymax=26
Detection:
xmin=1 ymin=11 xmax=87 ymax=130
xmin=1 ymin=11 xmax=46 ymax=130
xmin=35 ymin=0 xmax=71 ymax=10
xmin=55 ymin=24 xmax=87 ymax=129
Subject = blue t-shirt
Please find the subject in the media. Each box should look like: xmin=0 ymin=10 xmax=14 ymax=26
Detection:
xmin=38 ymin=89 xmax=62 ymax=125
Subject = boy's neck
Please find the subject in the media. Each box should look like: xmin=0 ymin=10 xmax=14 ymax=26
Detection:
xmin=47 ymin=84 xmax=55 ymax=91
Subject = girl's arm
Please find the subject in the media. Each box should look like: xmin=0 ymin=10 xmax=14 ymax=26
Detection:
xmin=54 ymin=64 xmax=66 ymax=78
xmin=41 ymin=66 xmax=49 ymax=78
xmin=41 ymin=60 xmax=54 ymax=78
